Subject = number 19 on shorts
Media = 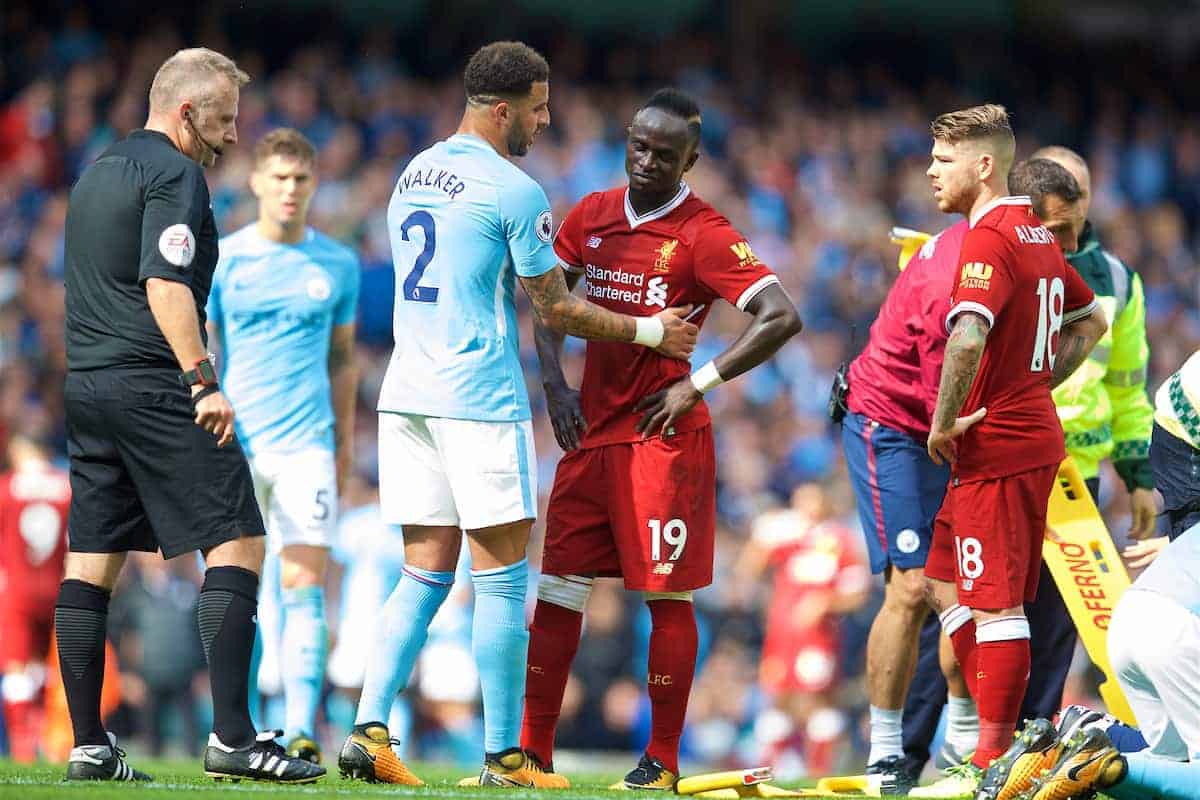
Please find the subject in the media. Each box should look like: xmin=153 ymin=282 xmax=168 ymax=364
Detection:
xmin=649 ymin=518 xmax=688 ymax=562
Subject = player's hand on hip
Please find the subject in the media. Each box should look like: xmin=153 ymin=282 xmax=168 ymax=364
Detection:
xmin=545 ymin=383 xmax=587 ymax=451
xmin=635 ymin=377 xmax=701 ymax=438
xmin=193 ymin=388 xmax=236 ymax=447
xmin=926 ymin=407 xmax=986 ymax=465
xmin=1127 ymin=487 xmax=1158 ymax=540
xmin=654 ymin=305 xmax=699 ymax=360
xmin=1122 ymin=535 xmax=1167 ymax=570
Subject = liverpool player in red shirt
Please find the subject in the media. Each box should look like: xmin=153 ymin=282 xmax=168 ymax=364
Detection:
xmin=919 ymin=105 xmax=1108 ymax=799
xmin=522 ymin=88 xmax=802 ymax=790
xmin=0 ymin=435 xmax=70 ymax=762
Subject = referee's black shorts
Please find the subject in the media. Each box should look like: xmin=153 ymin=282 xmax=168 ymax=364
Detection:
xmin=64 ymin=368 xmax=265 ymax=559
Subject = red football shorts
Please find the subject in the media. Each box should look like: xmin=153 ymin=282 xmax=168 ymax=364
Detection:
xmin=542 ymin=426 xmax=716 ymax=592
xmin=925 ymin=463 xmax=1058 ymax=609
xmin=760 ymin=631 xmax=839 ymax=695
xmin=0 ymin=602 xmax=53 ymax=667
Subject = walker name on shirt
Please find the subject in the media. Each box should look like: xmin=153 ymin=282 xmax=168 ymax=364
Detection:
xmin=397 ymin=166 xmax=467 ymax=200
xmin=585 ymin=263 xmax=669 ymax=308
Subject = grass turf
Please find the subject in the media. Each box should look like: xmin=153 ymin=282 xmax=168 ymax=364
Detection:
xmin=0 ymin=758 xmax=918 ymax=800
xmin=0 ymin=758 xmax=1119 ymax=799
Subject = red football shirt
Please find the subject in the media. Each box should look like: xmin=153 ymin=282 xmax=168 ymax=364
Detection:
xmin=554 ymin=184 xmax=779 ymax=448
xmin=848 ymin=220 xmax=967 ymax=440
xmin=945 ymin=196 xmax=1097 ymax=480
xmin=0 ymin=464 xmax=70 ymax=613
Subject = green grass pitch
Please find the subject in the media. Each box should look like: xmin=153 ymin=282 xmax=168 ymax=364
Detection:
xmin=0 ymin=758 xmax=920 ymax=800
xmin=0 ymin=759 xmax=1119 ymax=799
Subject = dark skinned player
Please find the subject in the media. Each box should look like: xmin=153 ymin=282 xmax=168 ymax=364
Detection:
xmin=520 ymin=88 xmax=803 ymax=790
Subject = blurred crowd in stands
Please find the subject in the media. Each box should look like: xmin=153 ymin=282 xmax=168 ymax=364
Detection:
xmin=1 ymin=4 xmax=1198 ymax=774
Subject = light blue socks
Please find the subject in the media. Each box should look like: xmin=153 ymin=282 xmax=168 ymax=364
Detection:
xmin=1106 ymin=752 xmax=1200 ymax=800
xmin=355 ymin=566 xmax=454 ymax=725
xmin=471 ymin=558 xmax=529 ymax=755
xmin=281 ymin=585 xmax=328 ymax=739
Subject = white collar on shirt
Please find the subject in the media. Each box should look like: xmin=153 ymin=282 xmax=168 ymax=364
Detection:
xmin=624 ymin=182 xmax=691 ymax=230
xmin=969 ymin=195 xmax=1032 ymax=229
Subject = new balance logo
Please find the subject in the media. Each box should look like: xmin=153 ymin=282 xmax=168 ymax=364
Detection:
xmin=645 ymin=276 xmax=668 ymax=308
xmin=587 ymin=235 xmax=602 ymax=249
xmin=652 ymin=562 xmax=674 ymax=575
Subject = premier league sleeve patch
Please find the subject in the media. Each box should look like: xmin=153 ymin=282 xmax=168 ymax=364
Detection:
xmin=158 ymin=223 xmax=196 ymax=268
xmin=536 ymin=210 xmax=553 ymax=243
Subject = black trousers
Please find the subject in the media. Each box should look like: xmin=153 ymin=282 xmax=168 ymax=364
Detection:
xmin=901 ymin=477 xmax=1099 ymax=768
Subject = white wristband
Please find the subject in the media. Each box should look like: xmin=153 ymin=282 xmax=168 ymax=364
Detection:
xmin=690 ymin=361 xmax=724 ymax=394
xmin=633 ymin=316 xmax=665 ymax=348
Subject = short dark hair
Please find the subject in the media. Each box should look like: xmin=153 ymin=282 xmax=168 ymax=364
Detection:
xmin=464 ymin=41 xmax=549 ymax=103
xmin=1008 ymin=158 xmax=1082 ymax=213
xmin=640 ymin=87 xmax=702 ymax=147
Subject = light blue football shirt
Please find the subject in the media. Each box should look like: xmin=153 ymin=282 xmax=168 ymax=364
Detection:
xmin=208 ymin=225 xmax=361 ymax=457
xmin=376 ymin=133 xmax=558 ymax=422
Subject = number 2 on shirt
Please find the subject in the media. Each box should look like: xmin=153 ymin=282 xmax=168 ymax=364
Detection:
xmin=400 ymin=210 xmax=438 ymax=303
xmin=1030 ymin=276 xmax=1064 ymax=372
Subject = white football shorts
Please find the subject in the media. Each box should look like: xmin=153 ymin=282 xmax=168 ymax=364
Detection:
xmin=1108 ymin=587 xmax=1200 ymax=759
xmin=250 ymin=448 xmax=339 ymax=551
xmin=377 ymin=412 xmax=537 ymax=530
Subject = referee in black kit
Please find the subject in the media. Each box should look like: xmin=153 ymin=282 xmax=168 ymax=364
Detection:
xmin=59 ymin=47 xmax=322 ymax=785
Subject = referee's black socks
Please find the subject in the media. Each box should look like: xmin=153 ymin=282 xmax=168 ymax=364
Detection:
xmin=55 ymin=579 xmax=112 ymax=748
xmin=198 ymin=566 xmax=259 ymax=748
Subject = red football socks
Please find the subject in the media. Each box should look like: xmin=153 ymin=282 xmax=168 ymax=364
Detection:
xmin=645 ymin=599 xmax=698 ymax=774
xmin=520 ymin=599 xmax=583 ymax=766
xmin=948 ymin=618 xmax=979 ymax=698
xmin=972 ymin=637 xmax=1031 ymax=769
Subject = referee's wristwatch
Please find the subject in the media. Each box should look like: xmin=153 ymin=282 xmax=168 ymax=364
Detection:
xmin=180 ymin=355 xmax=218 ymax=388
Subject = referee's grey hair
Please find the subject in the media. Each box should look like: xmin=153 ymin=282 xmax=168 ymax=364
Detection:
xmin=149 ymin=48 xmax=250 ymax=113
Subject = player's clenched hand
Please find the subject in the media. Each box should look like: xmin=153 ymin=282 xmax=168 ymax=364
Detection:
xmin=1122 ymin=536 xmax=1167 ymax=570
xmin=926 ymin=407 xmax=987 ymax=465
xmin=1128 ymin=487 xmax=1157 ymax=540
xmin=193 ymin=388 xmax=236 ymax=447
xmin=654 ymin=305 xmax=699 ymax=360
xmin=635 ymin=377 xmax=702 ymax=438
xmin=545 ymin=382 xmax=587 ymax=451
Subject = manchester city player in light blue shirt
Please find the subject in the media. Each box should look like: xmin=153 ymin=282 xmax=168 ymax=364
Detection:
xmin=208 ymin=128 xmax=360 ymax=765
xmin=338 ymin=41 xmax=699 ymax=788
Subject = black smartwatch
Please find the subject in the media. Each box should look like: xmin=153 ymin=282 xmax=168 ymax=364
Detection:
xmin=181 ymin=355 xmax=218 ymax=388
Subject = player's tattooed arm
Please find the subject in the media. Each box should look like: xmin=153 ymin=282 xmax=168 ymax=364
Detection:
xmin=635 ymin=285 xmax=802 ymax=437
xmin=927 ymin=311 xmax=990 ymax=465
xmin=520 ymin=267 xmax=698 ymax=358
xmin=534 ymin=269 xmax=588 ymax=450
xmin=329 ymin=322 xmax=358 ymax=493
xmin=1050 ymin=305 xmax=1108 ymax=389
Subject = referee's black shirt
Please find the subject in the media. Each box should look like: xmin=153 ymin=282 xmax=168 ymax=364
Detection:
xmin=64 ymin=129 xmax=217 ymax=371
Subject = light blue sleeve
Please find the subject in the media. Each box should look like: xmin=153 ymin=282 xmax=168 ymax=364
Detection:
xmin=499 ymin=175 xmax=558 ymax=278
xmin=335 ymin=250 xmax=361 ymax=327
xmin=207 ymin=255 xmax=226 ymax=329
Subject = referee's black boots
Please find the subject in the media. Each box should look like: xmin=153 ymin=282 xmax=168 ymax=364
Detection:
xmin=204 ymin=729 xmax=325 ymax=784
xmin=65 ymin=732 xmax=152 ymax=782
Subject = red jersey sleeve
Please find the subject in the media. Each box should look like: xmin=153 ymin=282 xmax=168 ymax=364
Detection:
xmin=552 ymin=195 xmax=589 ymax=274
xmin=692 ymin=221 xmax=780 ymax=310
xmin=946 ymin=227 xmax=1013 ymax=332
xmin=1061 ymin=261 xmax=1097 ymax=323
